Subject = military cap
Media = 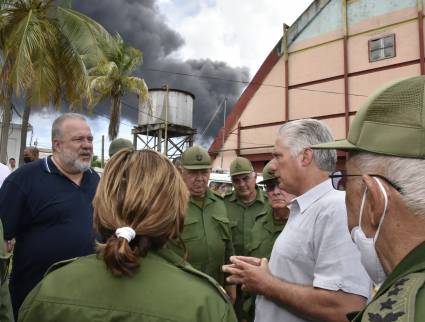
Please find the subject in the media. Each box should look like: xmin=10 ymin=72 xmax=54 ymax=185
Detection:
xmin=109 ymin=138 xmax=134 ymax=157
xmin=230 ymin=157 xmax=253 ymax=176
xmin=257 ymin=160 xmax=277 ymax=184
xmin=181 ymin=146 xmax=212 ymax=170
xmin=312 ymin=76 xmax=425 ymax=158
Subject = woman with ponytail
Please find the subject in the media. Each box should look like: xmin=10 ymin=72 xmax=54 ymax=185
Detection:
xmin=18 ymin=149 xmax=237 ymax=322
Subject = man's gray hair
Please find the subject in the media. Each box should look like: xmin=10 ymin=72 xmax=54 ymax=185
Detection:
xmin=51 ymin=113 xmax=87 ymax=141
xmin=351 ymin=153 xmax=425 ymax=217
xmin=277 ymin=119 xmax=337 ymax=172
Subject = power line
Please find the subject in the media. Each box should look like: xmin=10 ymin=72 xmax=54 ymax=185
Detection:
xmin=141 ymin=66 xmax=369 ymax=97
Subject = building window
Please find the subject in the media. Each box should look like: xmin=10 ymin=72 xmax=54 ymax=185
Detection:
xmin=369 ymin=34 xmax=396 ymax=62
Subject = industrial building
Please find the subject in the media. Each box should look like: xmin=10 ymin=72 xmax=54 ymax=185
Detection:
xmin=209 ymin=0 xmax=425 ymax=172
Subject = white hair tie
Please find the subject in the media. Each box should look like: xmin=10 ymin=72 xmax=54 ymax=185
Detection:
xmin=115 ymin=227 xmax=136 ymax=242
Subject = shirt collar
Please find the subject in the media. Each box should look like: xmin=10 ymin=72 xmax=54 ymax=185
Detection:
xmin=43 ymin=156 xmax=93 ymax=175
xmin=190 ymin=189 xmax=217 ymax=207
xmin=293 ymin=179 xmax=333 ymax=214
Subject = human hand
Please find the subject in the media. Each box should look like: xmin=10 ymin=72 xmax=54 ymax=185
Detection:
xmin=222 ymin=256 xmax=274 ymax=295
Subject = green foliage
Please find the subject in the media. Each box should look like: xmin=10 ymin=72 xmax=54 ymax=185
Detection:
xmin=91 ymin=155 xmax=101 ymax=168
xmin=88 ymin=33 xmax=149 ymax=140
xmin=0 ymin=0 xmax=112 ymax=163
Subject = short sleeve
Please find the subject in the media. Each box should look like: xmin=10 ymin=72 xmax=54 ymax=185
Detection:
xmin=0 ymin=180 xmax=27 ymax=240
xmin=312 ymin=194 xmax=371 ymax=298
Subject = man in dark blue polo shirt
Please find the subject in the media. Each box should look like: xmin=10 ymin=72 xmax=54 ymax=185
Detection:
xmin=0 ymin=113 xmax=99 ymax=319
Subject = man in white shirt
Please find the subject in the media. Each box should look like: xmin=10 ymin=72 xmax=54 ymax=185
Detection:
xmin=223 ymin=119 xmax=371 ymax=322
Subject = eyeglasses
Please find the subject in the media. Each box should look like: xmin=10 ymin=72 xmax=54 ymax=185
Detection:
xmin=265 ymin=180 xmax=279 ymax=192
xmin=329 ymin=170 xmax=402 ymax=193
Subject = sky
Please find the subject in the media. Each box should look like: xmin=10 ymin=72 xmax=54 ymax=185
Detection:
xmin=14 ymin=0 xmax=314 ymax=157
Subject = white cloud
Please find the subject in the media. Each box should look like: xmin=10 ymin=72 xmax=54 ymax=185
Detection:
xmin=158 ymin=0 xmax=314 ymax=74
xmin=28 ymin=108 xmax=135 ymax=158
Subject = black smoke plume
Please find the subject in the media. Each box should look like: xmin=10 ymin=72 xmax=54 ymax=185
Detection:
xmin=72 ymin=0 xmax=250 ymax=145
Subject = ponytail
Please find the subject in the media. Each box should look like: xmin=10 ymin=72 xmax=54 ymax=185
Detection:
xmin=98 ymin=232 xmax=164 ymax=277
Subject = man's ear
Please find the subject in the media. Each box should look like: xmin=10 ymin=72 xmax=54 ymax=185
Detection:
xmin=362 ymin=175 xmax=387 ymax=228
xmin=299 ymin=148 xmax=314 ymax=167
xmin=52 ymin=139 xmax=60 ymax=153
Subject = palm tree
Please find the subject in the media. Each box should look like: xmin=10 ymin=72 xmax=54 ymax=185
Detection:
xmin=0 ymin=0 xmax=110 ymax=164
xmin=88 ymin=34 xmax=148 ymax=141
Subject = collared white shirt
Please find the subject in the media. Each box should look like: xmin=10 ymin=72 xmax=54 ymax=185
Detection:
xmin=255 ymin=179 xmax=371 ymax=322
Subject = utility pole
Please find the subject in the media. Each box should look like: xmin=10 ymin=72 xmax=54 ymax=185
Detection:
xmin=101 ymin=135 xmax=105 ymax=168
xmin=164 ymin=84 xmax=169 ymax=156
xmin=220 ymin=97 xmax=227 ymax=169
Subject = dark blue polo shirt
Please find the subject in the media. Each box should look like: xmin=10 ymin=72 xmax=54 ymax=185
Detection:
xmin=0 ymin=156 xmax=99 ymax=317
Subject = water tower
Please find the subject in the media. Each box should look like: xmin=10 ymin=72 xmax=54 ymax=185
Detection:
xmin=132 ymin=86 xmax=196 ymax=160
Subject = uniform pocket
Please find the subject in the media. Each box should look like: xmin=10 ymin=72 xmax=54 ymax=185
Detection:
xmin=181 ymin=217 xmax=201 ymax=241
xmin=212 ymin=216 xmax=232 ymax=240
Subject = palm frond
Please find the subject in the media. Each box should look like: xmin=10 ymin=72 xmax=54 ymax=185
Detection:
xmin=88 ymin=61 xmax=118 ymax=77
xmin=57 ymin=6 xmax=112 ymax=66
xmin=122 ymin=76 xmax=149 ymax=106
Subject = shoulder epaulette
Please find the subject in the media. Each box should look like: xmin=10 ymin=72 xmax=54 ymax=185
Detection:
xmin=361 ymin=272 xmax=425 ymax=322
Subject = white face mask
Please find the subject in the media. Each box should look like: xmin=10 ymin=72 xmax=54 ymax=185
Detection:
xmin=351 ymin=177 xmax=387 ymax=284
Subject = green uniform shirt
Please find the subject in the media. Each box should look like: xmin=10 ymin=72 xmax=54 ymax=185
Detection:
xmin=0 ymin=220 xmax=13 ymax=322
xmin=0 ymin=220 xmax=9 ymax=281
xmin=248 ymin=208 xmax=286 ymax=259
xmin=242 ymin=208 xmax=286 ymax=322
xmin=349 ymin=241 xmax=425 ymax=322
xmin=18 ymin=248 xmax=237 ymax=322
xmin=168 ymin=189 xmax=234 ymax=286
xmin=224 ymin=188 xmax=273 ymax=322
xmin=224 ymin=187 xmax=271 ymax=256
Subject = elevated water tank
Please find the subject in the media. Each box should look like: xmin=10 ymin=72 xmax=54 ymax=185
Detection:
xmin=138 ymin=88 xmax=194 ymax=128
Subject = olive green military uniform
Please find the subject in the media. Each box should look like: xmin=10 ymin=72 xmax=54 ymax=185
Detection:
xmin=348 ymin=242 xmax=425 ymax=322
xmin=224 ymin=187 xmax=271 ymax=257
xmin=18 ymin=248 xmax=237 ymax=322
xmin=168 ymin=189 xmax=234 ymax=286
xmin=0 ymin=220 xmax=13 ymax=322
xmin=224 ymin=187 xmax=272 ymax=321
xmin=242 ymin=207 xmax=286 ymax=321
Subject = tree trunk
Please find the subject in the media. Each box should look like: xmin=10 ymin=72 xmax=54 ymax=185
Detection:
xmin=0 ymin=87 xmax=13 ymax=164
xmin=18 ymin=94 xmax=32 ymax=166
xmin=108 ymin=95 xmax=121 ymax=141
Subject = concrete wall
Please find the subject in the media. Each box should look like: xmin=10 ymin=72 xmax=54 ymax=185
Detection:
xmin=0 ymin=123 xmax=24 ymax=164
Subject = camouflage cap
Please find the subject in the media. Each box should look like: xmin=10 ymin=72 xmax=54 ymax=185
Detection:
xmin=230 ymin=157 xmax=254 ymax=176
xmin=312 ymin=76 xmax=425 ymax=158
xmin=109 ymin=138 xmax=134 ymax=157
xmin=258 ymin=160 xmax=277 ymax=184
xmin=181 ymin=145 xmax=212 ymax=170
